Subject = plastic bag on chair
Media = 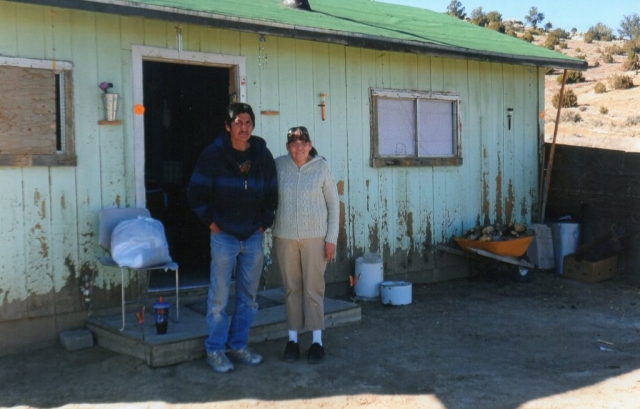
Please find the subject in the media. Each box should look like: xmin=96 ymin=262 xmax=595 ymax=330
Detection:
xmin=111 ymin=216 xmax=172 ymax=268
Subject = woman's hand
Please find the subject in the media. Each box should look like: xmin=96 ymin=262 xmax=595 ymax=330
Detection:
xmin=325 ymin=242 xmax=336 ymax=263
xmin=210 ymin=222 xmax=221 ymax=234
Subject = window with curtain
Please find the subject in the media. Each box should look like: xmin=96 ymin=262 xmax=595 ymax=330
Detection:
xmin=370 ymin=88 xmax=462 ymax=167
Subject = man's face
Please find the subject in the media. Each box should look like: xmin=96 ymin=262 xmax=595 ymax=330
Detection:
xmin=226 ymin=113 xmax=254 ymax=147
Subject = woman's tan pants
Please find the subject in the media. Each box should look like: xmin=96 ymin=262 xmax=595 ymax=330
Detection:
xmin=274 ymin=237 xmax=327 ymax=331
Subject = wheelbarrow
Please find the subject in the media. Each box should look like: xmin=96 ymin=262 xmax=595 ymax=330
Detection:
xmin=452 ymin=235 xmax=536 ymax=282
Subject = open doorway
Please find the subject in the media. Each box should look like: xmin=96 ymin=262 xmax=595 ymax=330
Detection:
xmin=142 ymin=61 xmax=231 ymax=290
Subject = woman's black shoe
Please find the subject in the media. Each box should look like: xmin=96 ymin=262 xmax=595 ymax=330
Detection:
xmin=307 ymin=342 xmax=325 ymax=364
xmin=283 ymin=341 xmax=300 ymax=362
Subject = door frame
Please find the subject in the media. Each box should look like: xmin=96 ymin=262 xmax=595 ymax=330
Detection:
xmin=131 ymin=45 xmax=247 ymax=206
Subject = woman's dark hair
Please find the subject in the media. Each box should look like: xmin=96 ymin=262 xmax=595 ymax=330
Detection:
xmin=286 ymin=126 xmax=318 ymax=156
xmin=225 ymin=102 xmax=255 ymax=127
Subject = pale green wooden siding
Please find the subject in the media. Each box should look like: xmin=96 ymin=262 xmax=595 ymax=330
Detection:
xmin=0 ymin=2 xmax=543 ymax=323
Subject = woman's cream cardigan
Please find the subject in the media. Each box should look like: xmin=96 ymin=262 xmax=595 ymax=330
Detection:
xmin=272 ymin=154 xmax=340 ymax=244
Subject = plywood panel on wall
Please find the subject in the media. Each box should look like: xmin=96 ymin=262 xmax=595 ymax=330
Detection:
xmin=0 ymin=66 xmax=57 ymax=154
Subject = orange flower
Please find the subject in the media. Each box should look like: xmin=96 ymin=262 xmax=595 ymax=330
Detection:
xmin=134 ymin=104 xmax=145 ymax=115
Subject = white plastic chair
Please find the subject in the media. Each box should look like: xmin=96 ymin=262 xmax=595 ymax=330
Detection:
xmin=98 ymin=208 xmax=179 ymax=331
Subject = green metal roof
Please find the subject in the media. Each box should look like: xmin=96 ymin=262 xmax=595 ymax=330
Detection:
xmin=14 ymin=0 xmax=586 ymax=70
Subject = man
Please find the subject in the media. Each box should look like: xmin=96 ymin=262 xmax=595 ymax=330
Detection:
xmin=188 ymin=102 xmax=277 ymax=373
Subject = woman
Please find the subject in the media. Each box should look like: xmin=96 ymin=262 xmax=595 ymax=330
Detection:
xmin=272 ymin=126 xmax=340 ymax=364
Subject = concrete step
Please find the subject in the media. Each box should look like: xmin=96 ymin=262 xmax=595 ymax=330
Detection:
xmin=87 ymin=288 xmax=361 ymax=367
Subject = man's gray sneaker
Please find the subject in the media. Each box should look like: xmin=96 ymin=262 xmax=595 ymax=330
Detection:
xmin=207 ymin=350 xmax=234 ymax=373
xmin=228 ymin=347 xmax=263 ymax=366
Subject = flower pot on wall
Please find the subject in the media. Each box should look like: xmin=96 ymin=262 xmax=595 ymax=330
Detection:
xmin=103 ymin=93 xmax=119 ymax=121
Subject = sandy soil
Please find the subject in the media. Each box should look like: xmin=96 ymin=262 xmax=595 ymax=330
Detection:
xmin=1 ymin=269 xmax=639 ymax=409
xmin=539 ymin=35 xmax=640 ymax=152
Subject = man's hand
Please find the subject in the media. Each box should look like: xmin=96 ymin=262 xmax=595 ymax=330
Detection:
xmin=210 ymin=222 xmax=221 ymax=234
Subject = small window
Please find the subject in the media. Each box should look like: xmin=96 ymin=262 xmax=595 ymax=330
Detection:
xmin=0 ymin=56 xmax=76 ymax=166
xmin=370 ymin=88 xmax=462 ymax=167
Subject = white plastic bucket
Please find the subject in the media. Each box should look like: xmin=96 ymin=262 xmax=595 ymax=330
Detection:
xmin=354 ymin=254 xmax=383 ymax=301
xmin=380 ymin=281 xmax=412 ymax=306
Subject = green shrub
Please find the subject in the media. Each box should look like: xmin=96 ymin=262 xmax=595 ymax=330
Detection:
xmin=576 ymin=54 xmax=587 ymax=60
xmin=626 ymin=116 xmax=640 ymax=126
xmin=609 ymin=74 xmax=634 ymax=89
xmin=602 ymin=53 xmax=614 ymax=63
xmin=623 ymin=38 xmax=640 ymax=54
xmin=521 ymin=31 xmax=534 ymax=43
xmin=545 ymin=34 xmax=560 ymax=49
xmin=621 ymin=52 xmax=640 ymax=71
xmin=552 ymin=89 xmax=578 ymax=108
xmin=621 ymin=59 xmax=640 ymax=71
xmin=586 ymin=23 xmax=615 ymax=42
xmin=559 ymin=42 xmax=568 ymax=49
xmin=551 ymin=28 xmax=570 ymax=39
xmin=605 ymin=44 xmax=625 ymax=55
xmin=575 ymin=47 xmax=582 ymax=52
xmin=560 ymin=110 xmax=582 ymax=123
xmin=506 ymin=30 xmax=518 ymax=38
xmin=584 ymin=32 xmax=594 ymax=43
xmin=594 ymin=82 xmax=607 ymax=93
xmin=599 ymin=106 xmax=609 ymax=114
xmin=556 ymin=70 xmax=585 ymax=84
xmin=592 ymin=60 xmax=600 ymax=67
xmin=488 ymin=21 xmax=505 ymax=33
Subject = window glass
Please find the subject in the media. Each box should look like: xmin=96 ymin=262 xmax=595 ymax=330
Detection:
xmin=377 ymin=98 xmax=415 ymax=156
xmin=418 ymin=100 xmax=455 ymax=156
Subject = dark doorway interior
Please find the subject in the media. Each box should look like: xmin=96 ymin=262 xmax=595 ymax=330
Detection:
xmin=142 ymin=61 xmax=230 ymax=290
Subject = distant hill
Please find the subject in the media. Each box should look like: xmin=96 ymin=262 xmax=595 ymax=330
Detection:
xmin=535 ymin=34 xmax=640 ymax=152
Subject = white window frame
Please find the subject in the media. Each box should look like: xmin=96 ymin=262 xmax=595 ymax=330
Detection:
xmin=0 ymin=56 xmax=75 ymax=166
xmin=370 ymin=88 xmax=462 ymax=168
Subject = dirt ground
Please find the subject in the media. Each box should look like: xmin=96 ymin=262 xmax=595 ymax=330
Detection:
xmin=1 ymin=269 xmax=639 ymax=409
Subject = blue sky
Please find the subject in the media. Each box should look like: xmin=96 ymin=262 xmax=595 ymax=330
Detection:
xmin=377 ymin=0 xmax=634 ymax=33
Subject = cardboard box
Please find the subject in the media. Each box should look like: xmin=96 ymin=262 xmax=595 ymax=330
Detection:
xmin=562 ymin=254 xmax=617 ymax=283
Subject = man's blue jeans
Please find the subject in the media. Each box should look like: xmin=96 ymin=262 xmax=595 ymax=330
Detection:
xmin=205 ymin=230 xmax=264 ymax=353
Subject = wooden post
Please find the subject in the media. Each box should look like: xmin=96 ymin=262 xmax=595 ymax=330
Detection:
xmin=539 ymin=69 xmax=568 ymax=223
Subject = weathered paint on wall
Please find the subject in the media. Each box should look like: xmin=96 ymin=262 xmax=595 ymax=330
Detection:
xmin=0 ymin=1 xmax=543 ymax=350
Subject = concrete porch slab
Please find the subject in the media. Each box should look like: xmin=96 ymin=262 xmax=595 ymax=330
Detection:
xmin=86 ymin=290 xmax=361 ymax=368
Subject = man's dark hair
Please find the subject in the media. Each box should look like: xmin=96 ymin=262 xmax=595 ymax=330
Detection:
xmin=225 ymin=102 xmax=255 ymax=127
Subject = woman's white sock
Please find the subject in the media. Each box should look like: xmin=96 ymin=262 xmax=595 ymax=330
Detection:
xmin=312 ymin=330 xmax=322 ymax=346
xmin=289 ymin=330 xmax=298 ymax=343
